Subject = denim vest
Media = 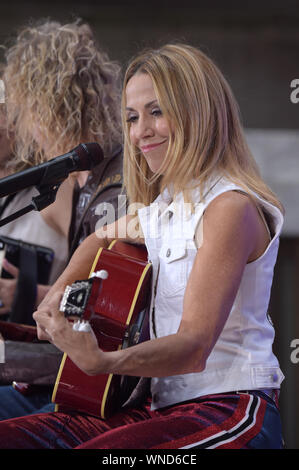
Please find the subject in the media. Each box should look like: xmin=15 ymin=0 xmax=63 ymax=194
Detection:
xmin=138 ymin=177 xmax=284 ymax=410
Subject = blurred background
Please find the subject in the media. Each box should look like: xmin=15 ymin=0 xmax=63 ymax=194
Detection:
xmin=0 ymin=0 xmax=298 ymax=449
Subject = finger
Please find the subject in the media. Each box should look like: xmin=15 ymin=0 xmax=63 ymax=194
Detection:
xmin=36 ymin=323 xmax=52 ymax=342
xmin=34 ymin=311 xmax=54 ymax=340
xmin=33 ymin=309 xmax=52 ymax=327
xmin=2 ymin=258 xmax=19 ymax=278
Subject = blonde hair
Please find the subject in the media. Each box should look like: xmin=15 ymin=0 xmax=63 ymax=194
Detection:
xmin=3 ymin=19 xmax=121 ymax=170
xmin=122 ymin=43 xmax=283 ymax=212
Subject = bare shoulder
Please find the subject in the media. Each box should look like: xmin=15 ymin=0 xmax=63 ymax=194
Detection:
xmin=206 ymin=190 xmax=254 ymax=213
xmin=204 ymin=190 xmax=258 ymax=228
xmin=202 ymin=190 xmax=262 ymax=259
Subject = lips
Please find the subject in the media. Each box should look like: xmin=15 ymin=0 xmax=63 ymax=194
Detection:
xmin=140 ymin=140 xmax=167 ymax=153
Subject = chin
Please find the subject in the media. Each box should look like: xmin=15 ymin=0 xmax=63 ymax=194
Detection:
xmin=146 ymin=159 xmax=164 ymax=175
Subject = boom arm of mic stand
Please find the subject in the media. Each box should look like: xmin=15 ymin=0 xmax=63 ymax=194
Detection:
xmin=0 ymin=183 xmax=61 ymax=227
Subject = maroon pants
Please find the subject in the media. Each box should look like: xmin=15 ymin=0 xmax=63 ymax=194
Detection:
xmin=0 ymin=391 xmax=282 ymax=449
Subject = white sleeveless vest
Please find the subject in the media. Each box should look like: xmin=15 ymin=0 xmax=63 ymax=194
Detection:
xmin=138 ymin=176 xmax=285 ymax=410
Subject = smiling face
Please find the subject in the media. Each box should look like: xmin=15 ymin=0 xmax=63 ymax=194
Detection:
xmin=125 ymin=72 xmax=171 ymax=174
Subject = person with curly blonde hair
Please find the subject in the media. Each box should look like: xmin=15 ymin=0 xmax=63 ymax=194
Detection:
xmin=0 ymin=19 xmax=122 ymax=310
xmin=0 ymin=19 xmax=123 ymax=421
xmin=0 ymin=43 xmax=284 ymax=449
xmin=3 ymin=19 xmax=121 ymax=227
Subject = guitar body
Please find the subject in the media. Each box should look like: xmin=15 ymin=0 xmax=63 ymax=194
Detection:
xmin=52 ymin=240 xmax=152 ymax=419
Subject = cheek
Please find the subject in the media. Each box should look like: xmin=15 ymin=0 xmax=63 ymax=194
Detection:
xmin=129 ymin=126 xmax=137 ymax=146
xmin=156 ymin=119 xmax=171 ymax=138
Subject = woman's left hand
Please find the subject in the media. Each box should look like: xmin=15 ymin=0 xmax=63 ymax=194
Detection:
xmin=33 ymin=303 xmax=104 ymax=375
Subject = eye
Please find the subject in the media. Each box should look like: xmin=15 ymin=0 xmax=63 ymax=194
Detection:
xmin=151 ymin=108 xmax=162 ymax=117
xmin=126 ymin=114 xmax=138 ymax=124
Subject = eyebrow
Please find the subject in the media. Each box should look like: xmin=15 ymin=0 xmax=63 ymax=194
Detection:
xmin=125 ymin=99 xmax=159 ymax=112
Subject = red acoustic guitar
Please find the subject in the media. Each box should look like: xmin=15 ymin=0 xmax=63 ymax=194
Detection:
xmin=52 ymin=240 xmax=152 ymax=419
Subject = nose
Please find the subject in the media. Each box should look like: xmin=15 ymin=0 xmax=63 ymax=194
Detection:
xmin=134 ymin=115 xmax=154 ymax=142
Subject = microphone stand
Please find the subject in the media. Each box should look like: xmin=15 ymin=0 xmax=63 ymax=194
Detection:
xmin=0 ymin=183 xmax=61 ymax=227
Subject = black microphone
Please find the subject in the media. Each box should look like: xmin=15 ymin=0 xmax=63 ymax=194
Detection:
xmin=0 ymin=142 xmax=104 ymax=198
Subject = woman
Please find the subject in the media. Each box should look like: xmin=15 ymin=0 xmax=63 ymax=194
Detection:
xmin=0 ymin=43 xmax=284 ymax=448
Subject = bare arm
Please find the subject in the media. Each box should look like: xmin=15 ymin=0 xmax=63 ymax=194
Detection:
xmin=41 ymin=176 xmax=75 ymax=238
xmin=33 ymin=192 xmax=269 ymax=377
